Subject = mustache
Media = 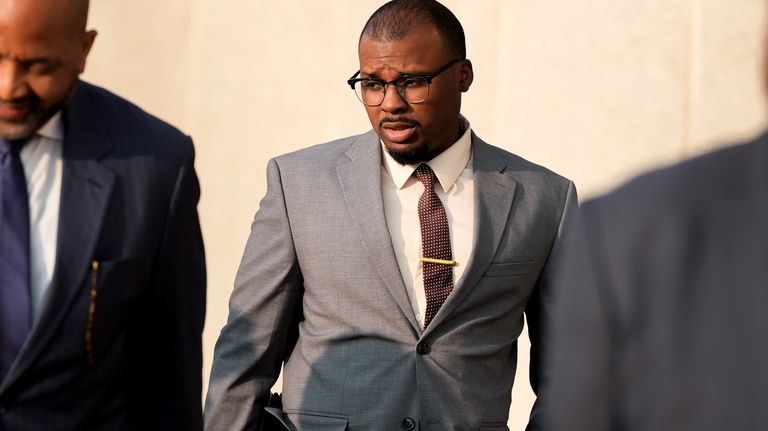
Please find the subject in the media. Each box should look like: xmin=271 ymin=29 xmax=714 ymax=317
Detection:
xmin=379 ymin=117 xmax=420 ymax=128
xmin=0 ymin=97 xmax=36 ymax=106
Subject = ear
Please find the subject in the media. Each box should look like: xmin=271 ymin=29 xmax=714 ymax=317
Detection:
xmin=78 ymin=30 xmax=98 ymax=73
xmin=458 ymin=59 xmax=473 ymax=92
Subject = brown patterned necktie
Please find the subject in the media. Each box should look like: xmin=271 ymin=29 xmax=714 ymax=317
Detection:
xmin=415 ymin=164 xmax=454 ymax=328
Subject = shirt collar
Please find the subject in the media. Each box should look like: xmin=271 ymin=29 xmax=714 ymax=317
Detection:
xmin=382 ymin=115 xmax=472 ymax=193
xmin=36 ymin=111 xmax=64 ymax=141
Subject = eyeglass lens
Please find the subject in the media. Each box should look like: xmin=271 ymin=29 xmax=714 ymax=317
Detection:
xmin=353 ymin=76 xmax=430 ymax=106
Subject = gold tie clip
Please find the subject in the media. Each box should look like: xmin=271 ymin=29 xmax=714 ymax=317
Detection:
xmin=420 ymin=257 xmax=457 ymax=266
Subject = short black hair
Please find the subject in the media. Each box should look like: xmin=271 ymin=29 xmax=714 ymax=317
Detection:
xmin=361 ymin=0 xmax=466 ymax=59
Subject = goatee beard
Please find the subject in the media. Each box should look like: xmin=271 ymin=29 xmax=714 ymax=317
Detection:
xmin=386 ymin=143 xmax=432 ymax=166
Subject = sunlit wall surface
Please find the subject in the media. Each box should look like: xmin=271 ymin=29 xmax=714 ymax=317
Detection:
xmin=83 ymin=1 xmax=766 ymax=428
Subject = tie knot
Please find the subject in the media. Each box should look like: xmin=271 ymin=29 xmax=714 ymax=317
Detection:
xmin=415 ymin=163 xmax=436 ymax=188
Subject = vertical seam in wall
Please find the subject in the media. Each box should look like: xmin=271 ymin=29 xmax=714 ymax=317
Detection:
xmin=492 ymin=1 xmax=508 ymax=143
xmin=682 ymin=0 xmax=702 ymax=158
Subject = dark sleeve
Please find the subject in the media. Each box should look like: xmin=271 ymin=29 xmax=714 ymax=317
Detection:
xmin=127 ymin=137 xmax=207 ymax=430
xmin=203 ymin=158 xmax=304 ymax=431
xmin=538 ymin=201 xmax=619 ymax=431
xmin=524 ymin=181 xmax=578 ymax=431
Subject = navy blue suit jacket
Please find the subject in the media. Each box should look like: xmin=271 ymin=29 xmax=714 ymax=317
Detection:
xmin=0 ymin=81 xmax=206 ymax=430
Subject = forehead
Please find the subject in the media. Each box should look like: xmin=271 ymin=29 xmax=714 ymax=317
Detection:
xmin=358 ymin=26 xmax=450 ymax=76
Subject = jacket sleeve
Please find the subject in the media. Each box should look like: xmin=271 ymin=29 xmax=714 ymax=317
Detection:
xmin=204 ymin=158 xmax=304 ymax=431
xmin=524 ymin=181 xmax=578 ymax=430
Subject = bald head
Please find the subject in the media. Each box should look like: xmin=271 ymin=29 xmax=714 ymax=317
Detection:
xmin=0 ymin=0 xmax=96 ymax=139
xmin=0 ymin=0 xmax=90 ymax=40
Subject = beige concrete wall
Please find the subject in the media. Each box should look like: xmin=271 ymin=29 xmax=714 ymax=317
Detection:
xmin=83 ymin=1 xmax=767 ymax=428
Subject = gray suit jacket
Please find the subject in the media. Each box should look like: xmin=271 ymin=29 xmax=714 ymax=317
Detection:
xmin=205 ymin=130 xmax=576 ymax=430
xmin=543 ymin=133 xmax=768 ymax=430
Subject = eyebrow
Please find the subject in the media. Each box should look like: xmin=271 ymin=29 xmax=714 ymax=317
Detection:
xmin=12 ymin=56 xmax=62 ymax=69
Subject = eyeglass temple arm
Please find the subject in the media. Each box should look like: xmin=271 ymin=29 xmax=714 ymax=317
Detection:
xmin=347 ymin=71 xmax=361 ymax=89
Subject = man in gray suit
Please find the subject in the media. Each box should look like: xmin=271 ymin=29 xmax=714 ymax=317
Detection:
xmin=205 ymin=1 xmax=575 ymax=429
xmin=542 ymin=132 xmax=768 ymax=430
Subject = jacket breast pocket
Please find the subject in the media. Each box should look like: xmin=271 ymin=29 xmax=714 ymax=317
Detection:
xmin=483 ymin=260 xmax=535 ymax=277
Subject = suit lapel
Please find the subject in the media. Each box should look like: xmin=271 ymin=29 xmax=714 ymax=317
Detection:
xmin=424 ymin=135 xmax=516 ymax=334
xmin=0 ymin=82 xmax=115 ymax=392
xmin=337 ymin=131 xmax=421 ymax=334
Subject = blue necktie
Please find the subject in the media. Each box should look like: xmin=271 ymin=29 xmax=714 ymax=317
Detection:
xmin=0 ymin=138 xmax=31 ymax=381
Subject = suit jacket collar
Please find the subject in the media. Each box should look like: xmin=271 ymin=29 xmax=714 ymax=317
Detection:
xmin=381 ymin=120 xmax=473 ymax=193
xmin=1 ymin=81 xmax=116 ymax=392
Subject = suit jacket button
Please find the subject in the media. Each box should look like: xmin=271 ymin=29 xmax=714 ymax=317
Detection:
xmin=416 ymin=341 xmax=430 ymax=355
xmin=401 ymin=417 xmax=416 ymax=430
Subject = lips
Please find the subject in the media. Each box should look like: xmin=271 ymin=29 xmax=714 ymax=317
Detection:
xmin=380 ymin=119 xmax=419 ymax=144
xmin=0 ymin=101 xmax=32 ymax=122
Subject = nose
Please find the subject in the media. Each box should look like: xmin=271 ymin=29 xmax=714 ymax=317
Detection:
xmin=379 ymin=83 xmax=408 ymax=114
xmin=0 ymin=60 xmax=28 ymax=101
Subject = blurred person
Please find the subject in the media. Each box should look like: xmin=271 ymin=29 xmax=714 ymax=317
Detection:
xmin=542 ymin=43 xmax=768 ymax=429
xmin=544 ymin=136 xmax=768 ymax=431
xmin=0 ymin=0 xmax=206 ymax=430
xmin=205 ymin=0 xmax=575 ymax=430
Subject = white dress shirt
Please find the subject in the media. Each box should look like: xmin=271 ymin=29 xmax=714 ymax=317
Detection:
xmin=381 ymin=117 xmax=474 ymax=329
xmin=19 ymin=112 xmax=64 ymax=319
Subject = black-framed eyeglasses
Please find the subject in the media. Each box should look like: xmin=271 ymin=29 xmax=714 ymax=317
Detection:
xmin=347 ymin=58 xmax=463 ymax=107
